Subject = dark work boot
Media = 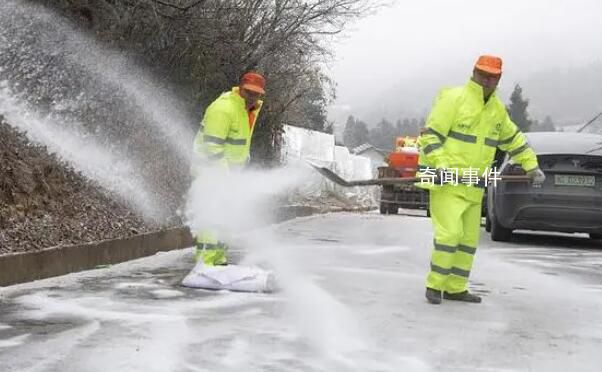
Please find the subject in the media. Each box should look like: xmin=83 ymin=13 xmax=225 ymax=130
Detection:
xmin=425 ymin=288 xmax=442 ymax=304
xmin=443 ymin=290 xmax=482 ymax=303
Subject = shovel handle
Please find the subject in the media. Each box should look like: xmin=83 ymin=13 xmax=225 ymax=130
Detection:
xmin=384 ymin=176 xmax=532 ymax=183
xmin=496 ymin=175 xmax=531 ymax=182
xmin=308 ymin=162 xmax=532 ymax=187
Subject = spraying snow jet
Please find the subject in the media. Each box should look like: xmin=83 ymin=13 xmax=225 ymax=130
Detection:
xmin=0 ymin=83 xmax=163 ymax=220
xmin=184 ymin=166 xmax=423 ymax=370
xmin=0 ymin=0 xmax=195 ymax=222
xmin=184 ymin=165 xmax=312 ymax=242
xmin=241 ymin=229 xmax=431 ymax=372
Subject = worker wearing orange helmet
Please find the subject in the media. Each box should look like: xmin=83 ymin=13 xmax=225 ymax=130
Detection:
xmin=417 ymin=56 xmax=545 ymax=304
xmin=403 ymin=136 xmax=417 ymax=148
xmin=191 ymin=71 xmax=266 ymax=265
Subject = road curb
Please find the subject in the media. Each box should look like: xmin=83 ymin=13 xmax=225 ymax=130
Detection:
xmin=0 ymin=227 xmax=193 ymax=287
xmin=0 ymin=205 xmax=376 ymax=287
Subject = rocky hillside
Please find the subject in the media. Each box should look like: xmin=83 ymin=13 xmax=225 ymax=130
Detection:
xmin=0 ymin=118 xmax=156 ymax=254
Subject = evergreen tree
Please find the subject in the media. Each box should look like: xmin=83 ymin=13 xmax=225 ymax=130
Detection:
xmin=542 ymin=115 xmax=556 ymax=131
xmin=369 ymin=118 xmax=396 ymax=150
xmin=342 ymin=115 xmax=357 ymax=148
xmin=355 ymin=119 xmax=370 ymax=147
xmin=403 ymin=118 xmax=411 ymax=130
xmin=507 ymin=84 xmax=533 ymax=132
xmin=395 ymin=119 xmax=404 ymax=136
xmin=342 ymin=115 xmax=369 ymax=149
xmin=393 ymin=117 xmax=423 ymax=137
xmin=531 ymin=116 xmax=556 ymax=132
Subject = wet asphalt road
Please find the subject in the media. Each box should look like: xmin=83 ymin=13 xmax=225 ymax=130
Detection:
xmin=1 ymin=211 xmax=601 ymax=372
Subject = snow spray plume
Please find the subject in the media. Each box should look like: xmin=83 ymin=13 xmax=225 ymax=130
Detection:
xmin=0 ymin=0 xmax=195 ymax=222
xmin=0 ymin=83 xmax=162 ymax=221
xmin=245 ymin=230 xmax=367 ymax=367
xmin=185 ymin=164 xmax=367 ymax=366
xmin=184 ymin=165 xmax=312 ymax=240
xmin=242 ymin=230 xmax=432 ymax=371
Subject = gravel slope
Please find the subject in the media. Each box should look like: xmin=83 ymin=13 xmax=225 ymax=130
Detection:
xmin=0 ymin=119 xmax=157 ymax=254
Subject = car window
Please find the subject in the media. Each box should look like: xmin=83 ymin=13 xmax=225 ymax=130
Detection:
xmin=578 ymin=113 xmax=602 ymax=134
xmin=585 ymin=145 xmax=602 ymax=155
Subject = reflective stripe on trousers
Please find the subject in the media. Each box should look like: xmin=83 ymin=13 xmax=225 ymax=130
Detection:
xmin=426 ymin=186 xmax=481 ymax=293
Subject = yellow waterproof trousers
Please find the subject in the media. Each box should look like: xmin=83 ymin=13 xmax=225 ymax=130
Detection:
xmin=194 ymin=229 xmax=227 ymax=266
xmin=426 ymin=185 xmax=483 ymax=294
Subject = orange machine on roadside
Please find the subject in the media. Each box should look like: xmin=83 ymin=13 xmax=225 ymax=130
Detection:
xmin=378 ymin=136 xmax=429 ymax=214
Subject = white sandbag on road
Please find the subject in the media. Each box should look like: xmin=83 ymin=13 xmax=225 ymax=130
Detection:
xmin=181 ymin=262 xmax=276 ymax=293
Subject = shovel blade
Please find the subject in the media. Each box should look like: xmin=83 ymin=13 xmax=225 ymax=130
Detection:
xmin=308 ymin=163 xmax=351 ymax=187
xmin=309 ymin=162 xmax=418 ymax=187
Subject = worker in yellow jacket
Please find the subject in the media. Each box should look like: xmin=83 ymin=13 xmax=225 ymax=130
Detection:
xmin=403 ymin=136 xmax=417 ymax=148
xmin=418 ymin=55 xmax=545 ymax=304
xmin=192 ymin=72 xmax=265 ymax=265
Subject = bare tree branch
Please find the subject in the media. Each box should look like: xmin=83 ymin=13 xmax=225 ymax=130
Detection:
xmin=45 ymin=0 xmax=388 ymax=164
xmin=152 ymin=0 xmax=208 ymax=12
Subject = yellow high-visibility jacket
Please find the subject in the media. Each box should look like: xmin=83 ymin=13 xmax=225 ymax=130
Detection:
xmin=418 ymin=79 xmax=538 ymax=183
xmin=193 ymin=87 xmax=263 ymax=167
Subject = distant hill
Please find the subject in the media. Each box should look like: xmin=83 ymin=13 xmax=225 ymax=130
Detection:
xmin=521 ymin=61 xmax=602 ymax=125
xmin=330 ymin=61 xmax=602 ymax=131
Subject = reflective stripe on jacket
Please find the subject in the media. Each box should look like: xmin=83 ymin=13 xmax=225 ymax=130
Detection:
xmin=193 ymin=87 xmax=263 ymax=167
xmin=418 ymin=79 xmax=539 ymax=178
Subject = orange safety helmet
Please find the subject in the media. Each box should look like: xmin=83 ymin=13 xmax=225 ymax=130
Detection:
xmin=474 ymin=55 xmax=503 ymax=75
xmin=240 ymin=72 xmax=266 ymax=94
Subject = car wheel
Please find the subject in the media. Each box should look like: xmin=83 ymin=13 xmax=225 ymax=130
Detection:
xmin=379 ymin=202 xmax=388 ymax=215
xmin=485 ymin=214 xmax=491 ymax=232
xmin=490 ymin=214 xmax=512 ymax=242
xmin=388 ymin=204 xmax=398 ymax=215
xmin=589 ymin=233 xmax=602 ymax=240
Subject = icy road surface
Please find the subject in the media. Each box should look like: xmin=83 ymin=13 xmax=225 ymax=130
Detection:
xmin=1 ymin=212 xmax=602 ymax=372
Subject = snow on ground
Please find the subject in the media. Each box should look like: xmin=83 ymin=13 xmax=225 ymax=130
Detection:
xmin=1 ymin=212 xmax=602 ymax=371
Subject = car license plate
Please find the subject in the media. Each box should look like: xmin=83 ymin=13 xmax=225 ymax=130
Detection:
xmin=554 ymin=174 xmax=596 ymax=187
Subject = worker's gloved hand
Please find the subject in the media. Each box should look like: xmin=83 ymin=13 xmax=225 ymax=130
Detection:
xmin=527 ymin=167 xmax=546 ymax=187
